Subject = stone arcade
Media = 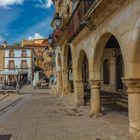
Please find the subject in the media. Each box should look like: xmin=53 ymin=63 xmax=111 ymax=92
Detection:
xmin=52 ymin=0 xmax=140 ymax=136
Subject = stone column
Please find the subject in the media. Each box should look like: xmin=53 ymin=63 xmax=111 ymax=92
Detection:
xmin=62 ymin=70 xmax=69 ymax=96
xmin=122 ymin=78 xmax=140 ymax=134
xmin=74 ymin=80 xmax=84 ymax=106
xmin=89 ymin=80 xmax=102 ymax=117
xmin=57 ymin=70 xmax=63 ymax=95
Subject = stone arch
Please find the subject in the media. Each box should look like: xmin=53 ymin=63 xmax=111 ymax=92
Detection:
xmin=90 ymin=32 xmax=127 ymax=115
xmin=92 ymin=32 xmax=125 ymax=80
xmin=114 ymin=19 xmax=140 ymax=78
xmin=62 ymin=44 xmax=69 ymax=72
xmin=61 ymin=44 xmax=74 ymax=94
xmin=130 ymin=27 xmax=140 ymax=77
xmin=76 ymin=49 xmax=89 ymax=80
xmin=62 ymin=44 xmax=73 ymax=77
xmin=56 ymin=52 xmax=63 ymax=94
xmin=74 ymin=49 xmax=91 ymax=106
xmin=120 ymin=22 xmax=140 ymax=134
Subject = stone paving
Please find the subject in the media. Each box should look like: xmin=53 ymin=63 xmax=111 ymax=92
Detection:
xmin=20 ymin=84 xmax=51 ymax=94
xmin=0 ymin=94 xmax=9 ymax=102
xmin=0 ymin=92 xmax=131 ymax=140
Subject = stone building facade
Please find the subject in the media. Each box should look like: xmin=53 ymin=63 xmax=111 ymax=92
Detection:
xmin=0 ymin=42 xmax=34 ymax=82
xmin=52 ymin=0 xmax=140 ymax=136
xmin=22 ymin=39 xmax=53 ymax=77
xmin=0 ymin=47 xmax=5 ymax=81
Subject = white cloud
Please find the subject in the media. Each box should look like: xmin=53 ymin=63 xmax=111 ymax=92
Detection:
xmin=0 ymin=35 xmax=4 ymax=44
xmin=0 ymin=0 xmax=24 ymax=7
xmin=28 ymin=33 xmax=44 ymax=40
xmin=36 ymin=0 xmax=53 ymax=8
xmin=15 ymin=17 xmax=53 ymax=43
xmin=45 ymin=0 xmax=53 ymax=8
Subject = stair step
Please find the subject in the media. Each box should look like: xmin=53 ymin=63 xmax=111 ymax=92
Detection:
xmin=100 ymin=91 xmax=128 ymax=109
xmin=117 ymin=100 xmax=128 ymax=104
xmin=117 ymin=102 xmax=128 ymax=108
xmin=118 ymin=95 xmax=128 ymax=98
xmin=101 ymin=99 xmax=116 ymax=102
xmin=101 ymin=97 xmax=116 ymax=99
xmin=118 ymin=97 xmax=128 ymax=101
xmin=101 ymin=101 xmax=116 ymax=104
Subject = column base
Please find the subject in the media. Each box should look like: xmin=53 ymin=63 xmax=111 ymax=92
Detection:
xmin=75 ymin=100 xmax=84 ymax=107
xmin=62 ymin=88 xmax=69 ymax=96
xmin=129 ymin=124 xmax=140 ymax=135
xmin=89 ymin=111 xmax=103 ymax=118
xmin=57 ymin=88 xmax=62 ymax=95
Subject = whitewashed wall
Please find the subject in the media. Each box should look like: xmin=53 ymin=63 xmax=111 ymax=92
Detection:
xmin=4 ymin=49 xmax=33 ymax=79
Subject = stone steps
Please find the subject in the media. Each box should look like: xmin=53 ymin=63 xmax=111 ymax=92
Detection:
xmin=117 ymin=93 xmax=128 ymax=108
xmin=100 ymin=91 xmax=128 ymax=109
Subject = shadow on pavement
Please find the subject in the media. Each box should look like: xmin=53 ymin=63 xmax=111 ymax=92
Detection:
xmin=0 ymin=135 xmax=12 ymax=140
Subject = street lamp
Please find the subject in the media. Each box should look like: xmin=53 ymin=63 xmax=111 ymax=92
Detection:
xmin=48 ymin=35 xmax=53 ymax=45
xmin=44 ymin=46 xmax=50 ymax=54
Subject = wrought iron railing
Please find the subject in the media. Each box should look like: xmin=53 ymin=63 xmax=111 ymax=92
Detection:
xmin=67 ymin=0 xmax=95 ymax=42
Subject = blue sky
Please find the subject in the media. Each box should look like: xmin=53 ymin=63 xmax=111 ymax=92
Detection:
xmin=0 ymin=0 xmax=54 ymax=45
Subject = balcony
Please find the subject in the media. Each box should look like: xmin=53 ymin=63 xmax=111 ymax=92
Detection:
xmin=67 ymin=0 xmax=128 ymax=42
xmin=52 ymin=16 xmax=68 ymax=45
xmin=67 ymin=0 xmax=95 ymax=42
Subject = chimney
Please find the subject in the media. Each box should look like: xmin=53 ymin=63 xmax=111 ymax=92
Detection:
xmin=4 ymin=41 xmax=7 ymax=48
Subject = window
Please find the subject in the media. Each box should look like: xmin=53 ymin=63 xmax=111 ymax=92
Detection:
xmin=103 ymin=59 xmax=110 ymax=84
xmin=9 ymin=50 xmax=15 ymax=57
xmin=22 ymin=50 xmax=27 ymax=57
xmin=21 ymin=60 xmax=28 ymax=69
xmin=9 ymin=60 xmax=15 ymax=69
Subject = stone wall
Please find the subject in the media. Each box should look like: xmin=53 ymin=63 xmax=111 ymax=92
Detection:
xmin=0 ymin=49 xmax=5 ymax=80
xmin=55 ymin=0 xmax=140 ymax=135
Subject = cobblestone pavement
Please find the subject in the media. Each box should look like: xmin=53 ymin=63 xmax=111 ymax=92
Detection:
xmin=0 ymin=93 xmax=131 ymax=140
xmin=20 ymin=84 xmax=51 ymax=94
xmin=0 ymin=94 xmax=9 ymax=101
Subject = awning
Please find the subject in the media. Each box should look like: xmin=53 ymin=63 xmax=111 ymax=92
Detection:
xmin=0 ymin=71 xmax=18 ymax=75
xmin=0 ymin=70 xmax=29 ymax=75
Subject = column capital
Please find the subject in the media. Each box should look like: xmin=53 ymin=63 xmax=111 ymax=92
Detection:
xmin=89 ymin=79 xmax=101 ymax=89
xmin=122 ymin=77 xmax=140 ymax=94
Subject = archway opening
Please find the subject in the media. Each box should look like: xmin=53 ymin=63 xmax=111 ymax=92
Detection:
xmin=100 ymin=35 xmax=127 ymax=112
xmin=67 ymin=46 xmax=74 ymax=92
xmin=77 ymin=50 xmax=91 ymax=106
xmin=82 ymin=54 xmax=91 ymax=106
xmin=57 ymin=53 xmax=63 ymax=93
